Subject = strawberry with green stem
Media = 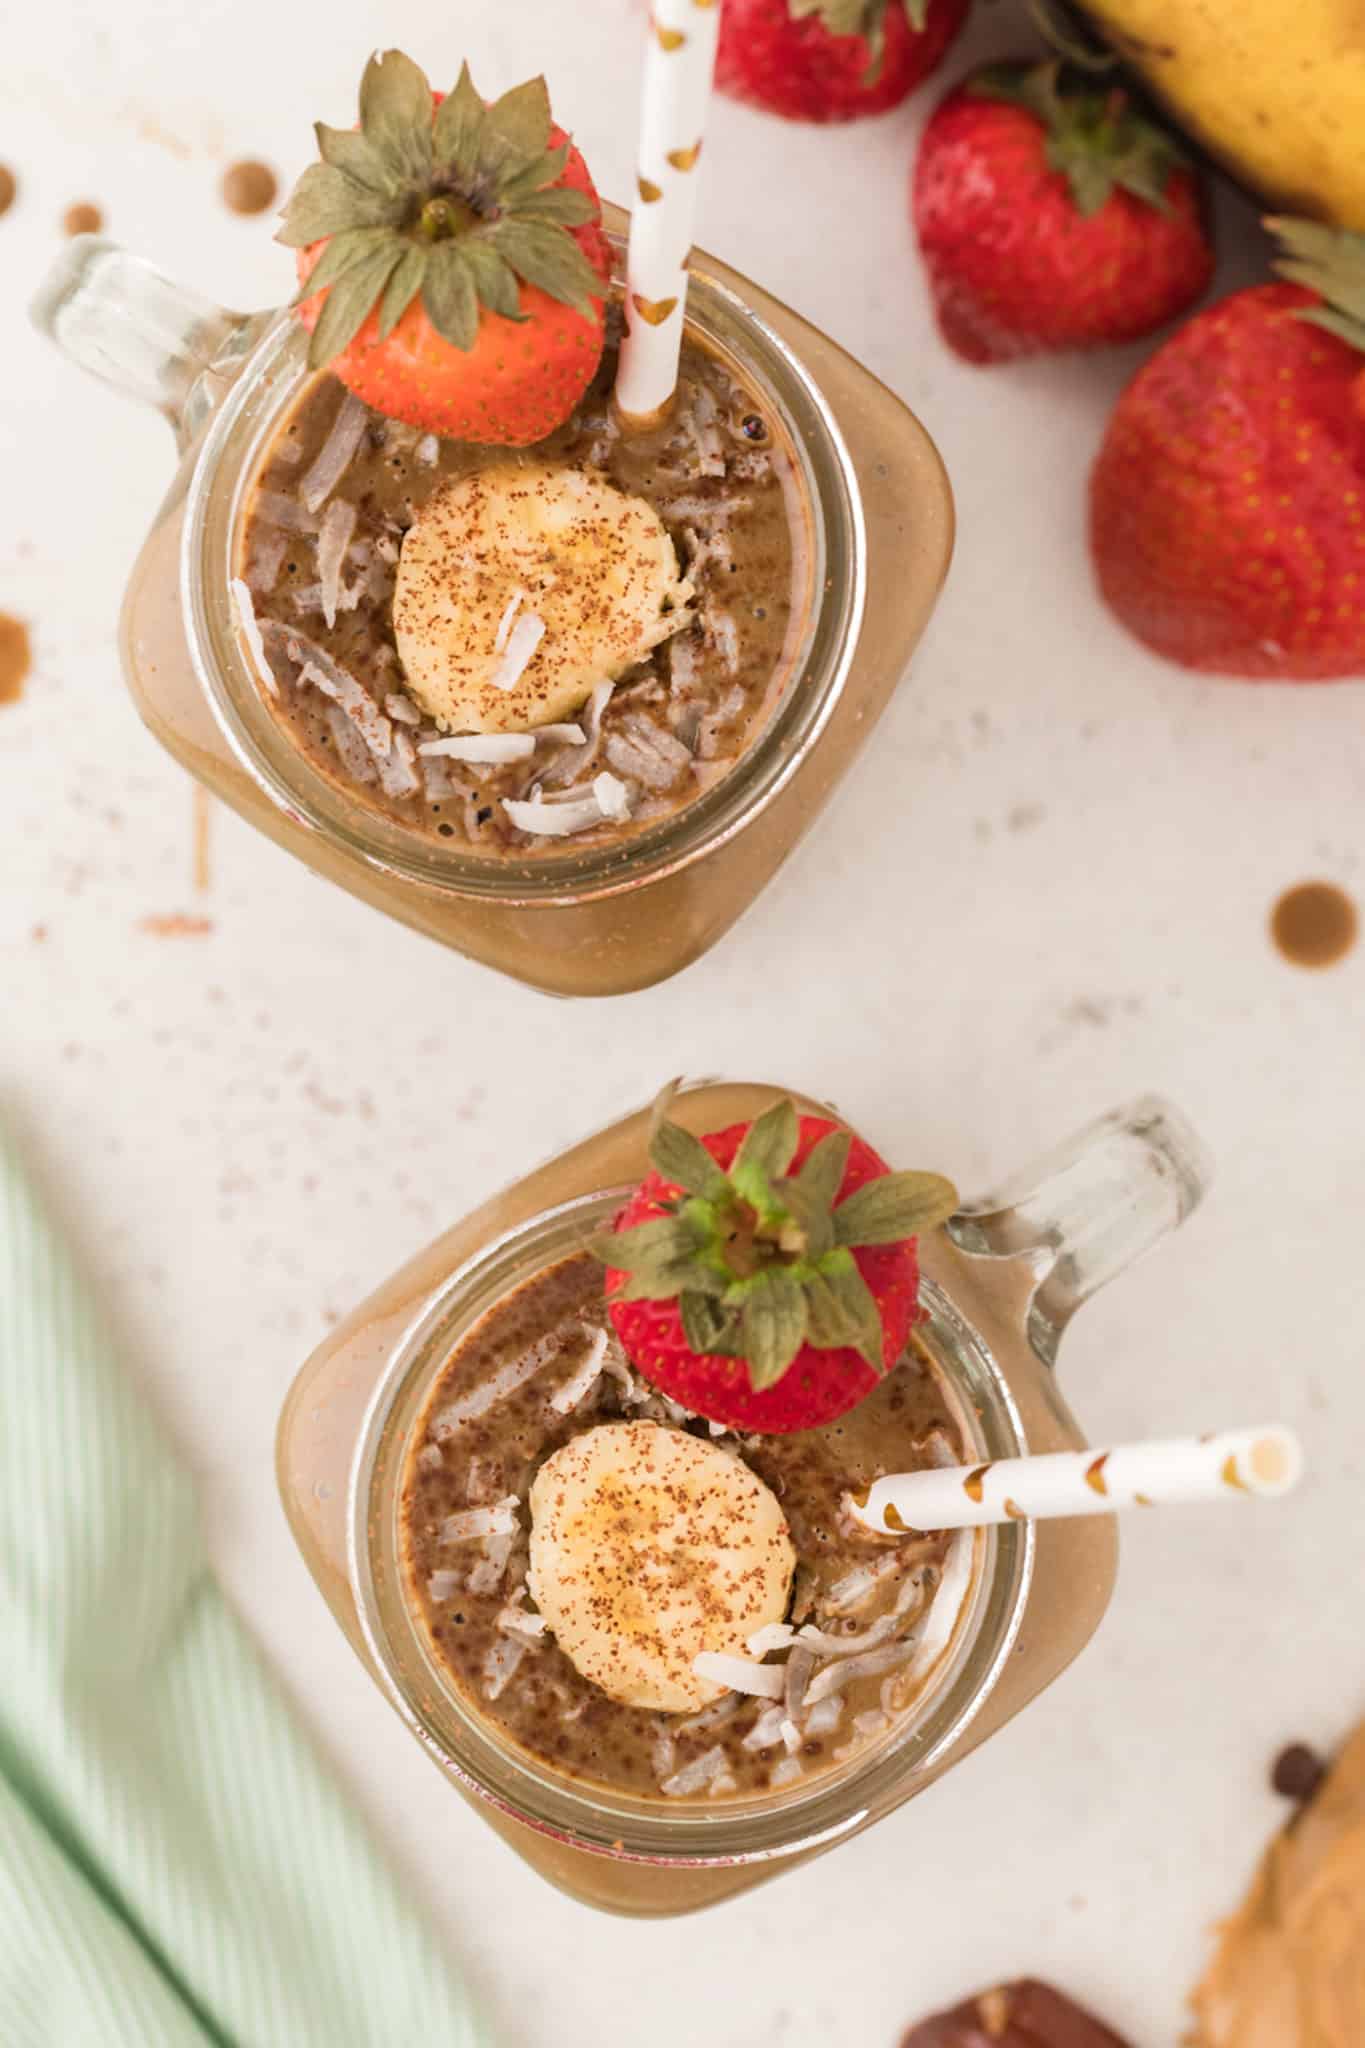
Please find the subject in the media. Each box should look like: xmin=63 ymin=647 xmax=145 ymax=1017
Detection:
xmin=715 ymin=0 xmax=970 ymax=125
xmin=913 ymin=59 xmax=1212 ymax=363
xmin=279 ymin=50 xmax=611 ymax=446
xmin=595 ymin=1096 xmax=958 ymax=1435
xmin=1091 ymin=219 xmax=1365 ymax=679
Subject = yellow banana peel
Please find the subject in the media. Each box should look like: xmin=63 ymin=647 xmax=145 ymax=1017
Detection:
xmin=1077 ymin=0 xmax=1365 ymax=229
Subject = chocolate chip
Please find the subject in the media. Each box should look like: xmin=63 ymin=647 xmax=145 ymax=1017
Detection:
xmin=1271 ymin=1742 xmax=1327 ymax=1804
xmin=221 ymin=158 xmax=278 ymax=216
xmin=62 ymin=201 xmax=103 ymax=236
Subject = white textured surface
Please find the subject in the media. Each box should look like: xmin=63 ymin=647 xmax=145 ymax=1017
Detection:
xmin=2 ymin=5 xmax=1362 ymax=2045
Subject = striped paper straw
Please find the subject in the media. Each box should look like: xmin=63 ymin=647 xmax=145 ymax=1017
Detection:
xmin=850 ymin=1426 xmax=1304 ymax=1535
xmin=614 ymin=0 xmax=723 ymax=424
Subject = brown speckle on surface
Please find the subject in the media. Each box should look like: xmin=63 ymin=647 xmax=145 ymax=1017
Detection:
xmin=31 ymin=924 xmax=48 ymax=944
xmin=0 ymin=614 xmax=31 ymax=703
xmin=221 ymin=159 xmax=278 ymax=216
xmin=62 ymin=201 xmax=104 ymax=236
xmin=1270 ymin=880 xmax=1358 ymax=969
xmin=0 ymin=165 xmax=16 ymax=217
xmin=138 ymin=913 xmax=214 ymax=938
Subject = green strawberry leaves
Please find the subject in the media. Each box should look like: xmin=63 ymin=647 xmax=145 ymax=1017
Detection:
xmin=1268 ymin=217 xmax=1365 ymax=358
xmin=971 ymin=60 xmax=1190 ymax=219
xmin=787 ymin=0 xmax=928 ymax=83
xmin=832 ymin=1169 xmax=961 ymax=1246
xmin=359 ymin=49 xmax=435 ymax=186
xmin=278 ymin=49 xmax=605 ymax=371
xmin=741 ymin=1270 xmax=808 ymax=1390
xmin=593 ymin=1095 xmax=959 ymax=1395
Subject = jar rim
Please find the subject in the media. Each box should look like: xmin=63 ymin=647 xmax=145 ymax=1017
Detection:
xmin=346 ymin=1188 xmax=1036 ymax=1869
xmin=180 ymin=240 xmax=866 ymax=907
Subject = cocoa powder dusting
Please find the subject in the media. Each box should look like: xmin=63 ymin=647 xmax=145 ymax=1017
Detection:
xmin=0 ymin=166 xmax=16 ymax=218
xmin=1270 ymin=881 xmax=1358 ymax=970
xmin=62 ymin=201 xmax=104 ymax=236
xmin=0 ymin=614 xmax=31 ymax=703
xmin=221 ymin=159 xmax=277 ymax=216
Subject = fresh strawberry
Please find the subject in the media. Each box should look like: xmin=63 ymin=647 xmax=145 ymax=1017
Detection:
xmin=279 ymin=51 xmax=611 ymax=446
xmin=1091 ymin=220 xmax=1365 ymax=679
xmin=595 ymin=1095 xmax=958 ymax=1435
xmin=716 ymin=0 xmax=969 ymax=125
xmin=912 ymin=61 xmax=1212 ymax=363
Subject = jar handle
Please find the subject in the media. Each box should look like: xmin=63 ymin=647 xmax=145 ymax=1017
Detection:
xmin=30 ymin=236 xmax=252 ymax=443
xmin=948 ymin=1095 xmax=1212 ymax=1367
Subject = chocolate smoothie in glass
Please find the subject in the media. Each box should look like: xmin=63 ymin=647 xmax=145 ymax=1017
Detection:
xmin=277 ymin=1078 xmax=1212 ymax=1913
xmin=30 ymin=46 xmax=953 ymax=993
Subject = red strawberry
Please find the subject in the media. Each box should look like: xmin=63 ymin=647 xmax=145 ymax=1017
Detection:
xmin=716 ymin=0 xmax=969 ymax=125
xmin=595 ymin=1095 xmax=958 ymax=1435
xmin=1091 ymin=220 xmax=1365 ymax=679
xmin=279 ymin=51 xmax=611 ymax=446
xmin=913 ymin=61 xmax=1212 ymax=363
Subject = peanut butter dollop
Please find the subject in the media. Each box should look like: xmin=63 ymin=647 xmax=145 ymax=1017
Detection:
xmin=1191 ymin=1722 xmax=1365 ymax=2046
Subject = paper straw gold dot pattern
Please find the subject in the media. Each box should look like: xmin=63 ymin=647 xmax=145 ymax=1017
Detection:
xmin=850 ymin=1426 xmax=1304 ymax=1535
xmin=616 ymin=0 xmax=723 ymax=422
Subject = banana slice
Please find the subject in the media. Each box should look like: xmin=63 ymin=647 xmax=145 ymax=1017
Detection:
xmin=392 ymin=462 xmax=693 ymax=734
xmin=527 ymin=1421 xmax=794 ymax=1715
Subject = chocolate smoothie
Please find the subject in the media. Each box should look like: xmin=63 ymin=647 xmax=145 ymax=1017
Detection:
xmin=235 ymin=318 xmax=803 ymax=855
xmin=399 ymin=1251 xmax=974 ymax=1805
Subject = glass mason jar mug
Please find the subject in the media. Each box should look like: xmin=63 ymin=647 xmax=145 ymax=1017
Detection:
xmin=277 ymin=1079 xmax=1211 ymax=1915
xmin=31 ymin=217 xmax=953 ymax=996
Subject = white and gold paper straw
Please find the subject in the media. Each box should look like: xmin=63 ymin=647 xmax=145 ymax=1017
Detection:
xmin=850 ymin=1426 xmax=1304 ymax=1535
xmin=615 ymin=0 xmax=723 ymax=425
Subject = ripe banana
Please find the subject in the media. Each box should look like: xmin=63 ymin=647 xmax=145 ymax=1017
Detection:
xmin=527 ymin=1420 xmax=794 ymax=1714
xmin=1077 ymin=0 xmax=1365 ymax=230
xmin=393 ymin=462 xmax=693 ymax=734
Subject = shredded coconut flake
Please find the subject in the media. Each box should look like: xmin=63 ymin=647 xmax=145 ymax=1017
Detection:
xmin=903 ymin=1532 xmax=975 ymax=1688
xmin=502 ymin=790 xmax=606 ymax=837
xmin=231 ymin=579 xmax=278 ymax=698
xmin=497 ymin=1604 xmax=549 ymax=1641
xmin=494 ymin=589 xmax=525 ymax=654
xmin=253 ymin=488 xmax=319 ymax=535
xmin=692 ymin=1652 xmax=786 ymax=1700
xmin=593 ymin=771 xmax=632 ymax=821
xmin=769 ymin=1756 xmax=804 ymax=1789
xmin=426 ymin=1569 xmax=460 ymax=1602
xmin=660 ymin=1746 xmax=729 ymax=1797
xmin=419 ymin=734 xmax=536 ymax=764
xmin=488 ymin=610 xmax=545 ymax=691
xmin=483 ymin=1634 xmax=526 ymax=1701
xmin=416 ymin=1442 xmax=444 ymax=1473
xmin=301 ymin=390 xmax=369 ymax=513
xmin=535 ymin=722 xmax=586 ymax=745
xmin=415 ymin=433 xmax=439 ymax=465
xmin=377 ymin=726 xmax=419 ymax=799
xmin=743 ymin=1704 xmax=788 ymax=1752
xmin=746 ymin=1622 xmax=796 ymax=1658
xmin=316 ymin=498 xmax=357 ymax=628
xmin=805 ymin=1638 xmax=918 ymax=1708
xmin=385 ymin=691 xmax=422 ymax=726
xmin=439 ymin=1497 xmax=520 ymax=1545
xmin=324 ymin=706 xmax=378 ymax=784
xmin=430 ymin=1338 xmax=560 ymax=1434
xmin=803 ymin=1696 xmax=845 ymax=1738
xmin=549 ymin=1328 xmax=609 ymax=1415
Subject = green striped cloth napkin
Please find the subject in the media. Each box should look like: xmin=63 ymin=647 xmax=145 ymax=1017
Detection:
xmin=0 ymin=1131 xmax=490 ymax=2047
